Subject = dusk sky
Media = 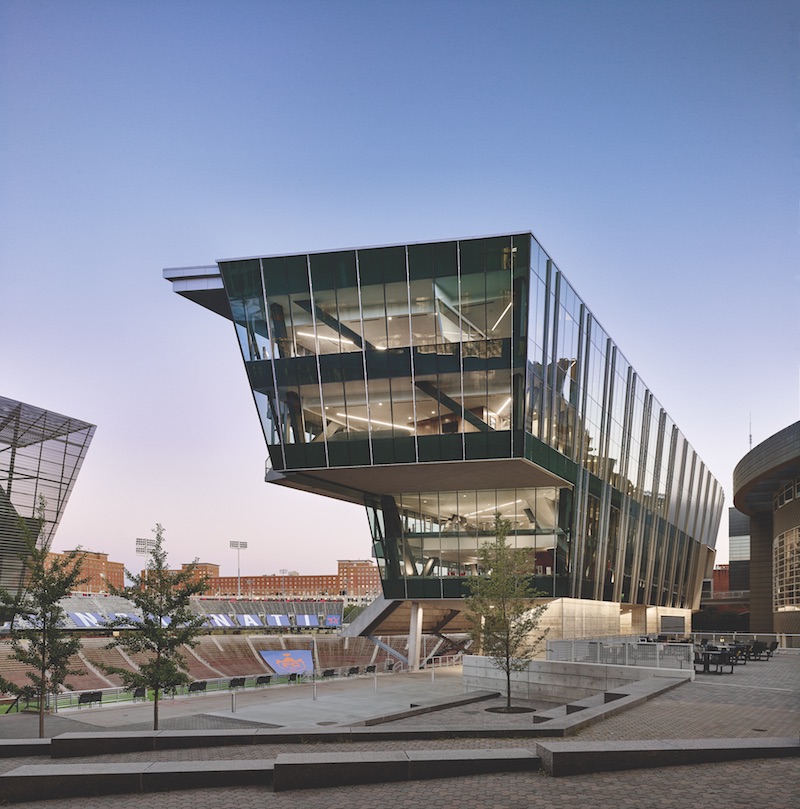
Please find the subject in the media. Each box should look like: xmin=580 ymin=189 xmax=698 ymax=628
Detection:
xmin=2 ymin=1 xmax=798 ymax=578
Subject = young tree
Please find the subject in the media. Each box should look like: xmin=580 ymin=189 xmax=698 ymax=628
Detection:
xmin=0 ymin=496 xmax=87 ymax=738
xmin=464 ymin=514 xmax=549 ymax=710
xmin=102 ymin=523 xmax=208 ymax=730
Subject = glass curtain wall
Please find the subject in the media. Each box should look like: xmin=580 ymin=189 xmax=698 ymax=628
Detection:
xmin=219 ymin=233 xmax=723 ymax=608
xmin=0 ymin=397 xmax=95 ymax=595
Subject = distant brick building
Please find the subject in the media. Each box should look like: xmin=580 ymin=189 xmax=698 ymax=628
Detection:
xmin=198 ymin=559 xmax=381 ymax=598
xmin=47 ymin=549 xmax=124 ymax=593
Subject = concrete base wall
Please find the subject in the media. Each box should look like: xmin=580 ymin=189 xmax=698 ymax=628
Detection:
xmin=533 ymin=599 xmax=692 ymax=645
xmin=462 ymin=655 xmax=691 ymax=702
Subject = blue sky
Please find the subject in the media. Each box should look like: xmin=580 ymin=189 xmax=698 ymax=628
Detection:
xmin=2 ymin=0 xmax=798 ymax=577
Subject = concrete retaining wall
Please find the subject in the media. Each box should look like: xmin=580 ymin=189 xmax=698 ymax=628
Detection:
xmin=462 ymin=655 xmax=693 ymax=701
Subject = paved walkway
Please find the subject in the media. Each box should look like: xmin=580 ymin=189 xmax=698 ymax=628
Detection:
xmin=1 ymin=656 xmax=798 ymax=808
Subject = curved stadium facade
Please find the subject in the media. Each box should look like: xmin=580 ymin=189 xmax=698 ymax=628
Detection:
xmin=165 ymin=232 xmax=723 ymax=649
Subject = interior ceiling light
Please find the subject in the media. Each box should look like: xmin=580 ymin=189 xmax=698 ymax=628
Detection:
xmin=496 ymin=396 xmax=512 ymax=414
xmin=491 ymin=300 xmax=513 ymax=331
xmin=465 ymin=498 xmax=522 ymax=518
xmin=336 ymin=412 xmax=415 ymax=432
xmin=296 ymin=331 xmax=354 ymax=345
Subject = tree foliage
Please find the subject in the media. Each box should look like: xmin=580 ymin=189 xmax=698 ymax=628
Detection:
xmin=102 ymin=523 xmax=208 ymax=730
xmin=463 ymin=514 xmax=549 ymax=709
xmin=0 ymin=496 xmax=87 ymax=737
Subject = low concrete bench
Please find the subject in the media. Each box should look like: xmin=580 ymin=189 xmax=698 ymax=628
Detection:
xmin=0 ymin=739 xmax=51 ymax=759
xmin=272 ymin=747 xmax=540 ymax=791
xmin=0 ymin=760 xmax=274 ymax=802
xmin=536 ymin=737 xmax=800 ymax=777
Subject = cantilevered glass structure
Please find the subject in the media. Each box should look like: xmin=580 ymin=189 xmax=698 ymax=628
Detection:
xmin=165 ymin=233 xmax=723 ymax=620
xmin=0 ymin=396 xmax=95 ymax=595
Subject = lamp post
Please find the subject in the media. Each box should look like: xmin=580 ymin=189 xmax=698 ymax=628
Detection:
xmin=230 ymin=541 xmax=248 ymax=599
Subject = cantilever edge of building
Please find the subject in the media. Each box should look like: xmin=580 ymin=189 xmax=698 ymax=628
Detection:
xmin=164 ymin=232 xmax=724 ymax=642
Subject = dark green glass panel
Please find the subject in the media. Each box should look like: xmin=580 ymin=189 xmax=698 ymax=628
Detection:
xmin=417 ymin=434 xmax=442 ymax=462
xmin=410 ymin=577 xmax=443 ymax=598
xmin=349 ymin=440 xmax=370 ymax=466
xmin=511 ymin=233 xmax=531 ymax=276
xmin=261 ymin=257 xmax=287 ymax=294
xmin=441 ymin=578 xmax=469 ymax=598
xmin=285 ymin=256 xmax=310 ymax=293
xmin=371 ymin=439 xmax=395 ymax=465
xmin=459 ymin=238 xmax=485 ymax=275
xmin=486 ymin=431 xmax=511 ymax=458
xmin=309 ymin=252 xmax=336 ymax=291
xmin=365 ymin=350 xmax=393 ymax=380
xmin=413 ymin=350 xmax=438 ymax=377
xmin=246 ymin=361 xmax=274 ymax=391
xmin=431 ymin=240 xmax=458 ymax=277
xmin=318 ymin=354 xmax=366 ymax=383
xmin=511 ymin=429 xmax=524 ymax=459
xmin=283 ymin=445 xmax=307 ymax=469
xmin=304 ymin=443 xmax=326 ymax=468
xmin=293 ymin=355 xmax=319 ymax=386
xmin=393 ymin=437 xmax=416 ymax=463
xmin=439 ymin=434 xmax=463 ymax=460
xmin=382 ymin=580 xmax=406 ymax=599
xmin=220 ymin=259 xmax=262 ymax=298
xmin=532 ymin=575 xmax=554 ymax=597
xmin=408 ymin=243 xmax=433 ymax=281
xmin=464 ymin=432 xmax=489 ymax=459
xmin=327 ymin=442 xmax=350 ymax=467
xmin=484 ymin=235 xmax=512 ymax=270
xmin=358 ymin=245 xmax=406 ymax=284
xmin=267 ymin=445 xmax=284 ymax=471
xmin=310 ymin=251 xmax=357 ymax=291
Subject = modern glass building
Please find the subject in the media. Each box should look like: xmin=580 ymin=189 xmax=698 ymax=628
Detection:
xmin=165 ymin=232 xmax=723 ymax=642
xmin=0 ymin=396 xmax=96 ymax=597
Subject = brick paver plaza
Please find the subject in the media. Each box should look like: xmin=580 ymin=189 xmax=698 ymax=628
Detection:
xmin=1 ymin=654 xmax=798 ymax=808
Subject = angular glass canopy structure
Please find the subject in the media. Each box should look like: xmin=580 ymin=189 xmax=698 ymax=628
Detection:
xmin=165 ymin=232 xmax=723 ymax=636
xmin=0 ymin=396 xmax=95 ymax=596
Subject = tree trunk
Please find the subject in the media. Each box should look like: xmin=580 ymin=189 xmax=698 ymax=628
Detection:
xmin=153 ymin=688 xmax=159 ymax=731
xmin=506 ymin=666 xmax=511 ymax=709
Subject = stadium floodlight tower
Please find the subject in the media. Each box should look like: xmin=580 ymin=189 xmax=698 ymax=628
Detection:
xmin=0 ymin=395 xmax=95 ymax=599
xmin=230 ymin=540 xmax=248 ymax=598
xmin=164 ymin=232 xmax=724 ymax=664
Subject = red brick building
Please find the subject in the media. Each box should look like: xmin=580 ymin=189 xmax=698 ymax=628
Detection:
xmin=199 ymin=559 xmax=381 ymax=598
xmin=47 ymin=550 xmax=125 ymax=594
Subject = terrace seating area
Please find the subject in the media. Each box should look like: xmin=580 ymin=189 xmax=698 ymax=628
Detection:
xmin=693 ymin=639 xmax=781 ymax=675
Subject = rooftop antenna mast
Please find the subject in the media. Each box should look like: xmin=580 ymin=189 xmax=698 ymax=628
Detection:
xmin=749 ymin=412 xmax=752 ymax=451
